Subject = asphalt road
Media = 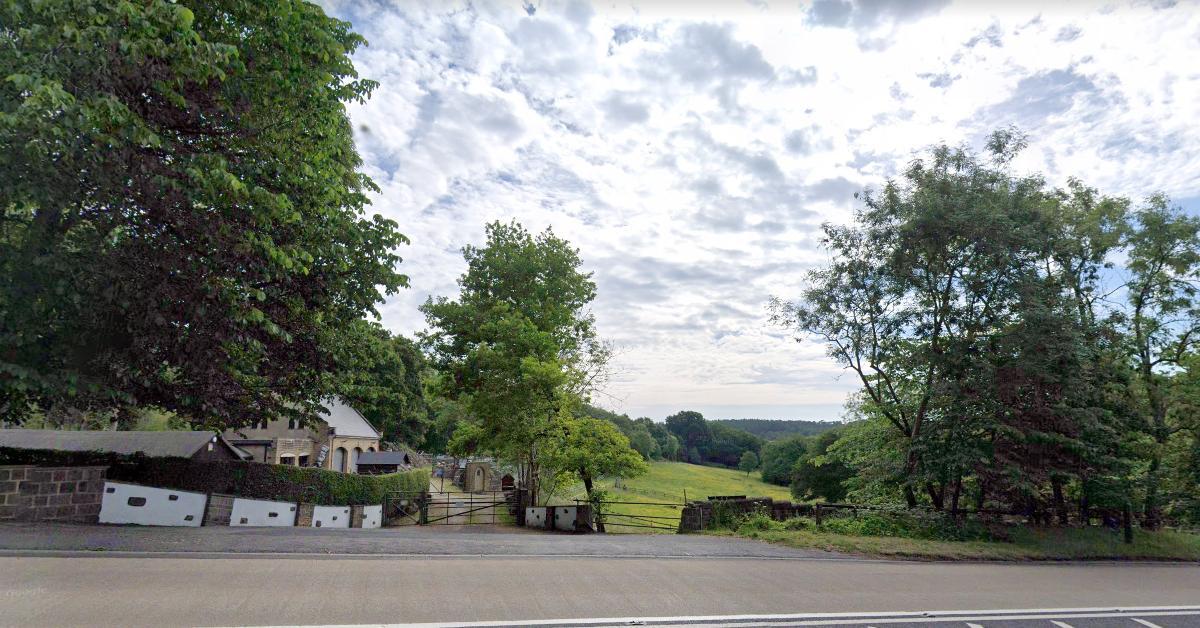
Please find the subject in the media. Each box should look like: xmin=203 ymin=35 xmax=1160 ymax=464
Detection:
xmin=3 ymin=553 xmax=1198 ymax=627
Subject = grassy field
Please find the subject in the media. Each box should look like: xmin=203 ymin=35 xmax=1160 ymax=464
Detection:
xmin=714 ymin=522 xmax=1200 ymax=561
xmin=563 ymin=461 xmax=794 ymax=533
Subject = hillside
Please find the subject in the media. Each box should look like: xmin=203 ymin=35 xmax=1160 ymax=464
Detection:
xmin=711 ymin=418 xmax=840 ymax=440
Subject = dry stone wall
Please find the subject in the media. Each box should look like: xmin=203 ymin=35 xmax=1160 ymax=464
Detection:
xmin=0 ymin=465 xmax=107 ymax=523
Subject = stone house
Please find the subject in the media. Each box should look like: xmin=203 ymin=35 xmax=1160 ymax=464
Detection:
xmin=222 ymin=398 xmax=380 ymax=473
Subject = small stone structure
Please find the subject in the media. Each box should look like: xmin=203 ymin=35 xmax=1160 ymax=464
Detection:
xmin=0 ymin=465 xmax=107 ymax=523
xmin=678 ymin=496 xmax=812 ymax=532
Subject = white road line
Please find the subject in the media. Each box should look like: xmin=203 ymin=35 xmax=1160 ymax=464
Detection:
xmin=966 ymin=624 xmax=984 ymax=628
xmin=1131 ymin=619 xmax=1164 ymax=628
xmin=1051 ymin=621 xmax=1075 ymax=628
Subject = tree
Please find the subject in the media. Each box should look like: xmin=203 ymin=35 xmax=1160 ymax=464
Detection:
xmin=544 ymin=417 xmax=648 ymax=498
xmin=705 ymin=422 xmax=762 ymax=467
xmin=334 ymin=322 xmax=429 ymax=445
xmin=0 ymin=0 xmax=406 ymax=429
xmin=772 ymin=132 xmax=1049 ymax=507
xmin=792 ymin=429 xmax=853 ymax=503
xmin=665 ymin=411 xmax=711 ymax=458
xmin=422 ymin=221 xmax=608 ymax=502
xmin=738 ymin=451 xmax=759 ymax=475
xmin=1124 ymin=196 xmax=1200 ymax=528
xmin=627 ymin=424 xmax=659 ymax=460
xmin=760 ymin=435 xmax=808 ymax=486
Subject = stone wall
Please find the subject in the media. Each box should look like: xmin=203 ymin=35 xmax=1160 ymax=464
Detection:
xmin=0 ymin=465 xmax=107 ymax=523
xmin=678 ymin=497 xmax=812 ymax=532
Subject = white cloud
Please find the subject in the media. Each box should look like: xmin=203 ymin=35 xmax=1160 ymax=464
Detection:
xmin=319 ymin=0 xmax=1200 ymax=421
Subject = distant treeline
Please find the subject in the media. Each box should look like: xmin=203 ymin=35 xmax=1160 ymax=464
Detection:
xmin=584 ymin=405 xmax=762 ymax=468
xmin=711 ymin=419 xmax=840 ymax=441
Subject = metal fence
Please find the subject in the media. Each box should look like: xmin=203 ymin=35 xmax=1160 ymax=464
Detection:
xmin=386 ymin=490 xmax=517 ymax=526
xmin=579 ymin=498 xmax=683 ymax=532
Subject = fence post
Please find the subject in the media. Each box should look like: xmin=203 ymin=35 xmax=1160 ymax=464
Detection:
xmin=418 ymin=492 xmax=429 ymax=525
xmin=814 ymin=504 xmax=823 ymax=526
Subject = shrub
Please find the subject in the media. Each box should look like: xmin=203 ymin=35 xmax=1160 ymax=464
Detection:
xmin=736 ymin=508 xmax=779 ymax=534
xmin=817 ymin=510 xmax=997 ymax=542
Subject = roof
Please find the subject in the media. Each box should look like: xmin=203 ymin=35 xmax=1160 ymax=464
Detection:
xmin=357 ymin=451 xmax=412 ymax=466
xmin=317 ymin=398 xmax=380 ymax=439
xmin=0 ymin=429 xmax=249 ymax=459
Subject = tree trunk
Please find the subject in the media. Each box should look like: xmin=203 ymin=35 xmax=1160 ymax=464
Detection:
xmin=903 ymin=485 xmax=918 ymax=508
xmin=582 ymin=472 xmax=604 ymax=533
xmin=950 ymin=476 xmax=962 ymax=516
xmin=1051 ymin=478 xmax=1068 ymax=526
xmin=925 ymin=482 xmax=944 ymax=510
xmin=1123 ymin=501 xmax=1134 ymax=544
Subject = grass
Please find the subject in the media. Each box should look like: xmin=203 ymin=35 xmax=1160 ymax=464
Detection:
xmin=712 ymin=514 xmax=1200 ymax=561
xmin=561 ymin=461 xmax=796 ymax=534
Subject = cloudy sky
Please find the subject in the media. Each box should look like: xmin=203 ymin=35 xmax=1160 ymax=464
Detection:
xmin=317 ymin=0 xmax=1200 ymax=422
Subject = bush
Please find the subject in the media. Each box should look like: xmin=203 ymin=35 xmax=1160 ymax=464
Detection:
xmin=1 ymin=446 xmax=428 ymax=505
xmin=736 ymin=508 xmax=779 ymax=534
xmin=782 ymin=516 xmax=815 ymax=531
xmin=816 ymin=510 xmax=997 ymax=542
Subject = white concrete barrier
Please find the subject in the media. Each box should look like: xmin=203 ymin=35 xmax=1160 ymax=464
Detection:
xmin=553 ymin=506 xmax=577 ymax=531
xmin=312 ymin=505 xmax=350 ymax=528
xmin=361 ymin=504 xmax=382 ymax=529
xmin=525 ymin=506 xmax=547 ymax=528
xmin=99 ymin=482 xmax=206 ymax=527
xmin=230 ymin=497 xmax=297 ymax=527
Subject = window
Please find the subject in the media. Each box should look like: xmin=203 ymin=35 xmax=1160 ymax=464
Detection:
xmin=288 ymin=417 xmax=299 ymax=430
xmin=298 ymin=455 xmax=309 ymax=467
xmin=333 ymin=447 xmax=347 ymax=473
xmin=350 ymin=447 xmax=362 ymax=474
xmin=280 ymin=454 xmax=295 ymax=466
xmin=367 ymin=447 xmax=375 ymax=452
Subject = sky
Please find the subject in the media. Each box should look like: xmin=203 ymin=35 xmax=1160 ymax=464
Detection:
xmin=317 ymin=0 xmax=1200 ymax=423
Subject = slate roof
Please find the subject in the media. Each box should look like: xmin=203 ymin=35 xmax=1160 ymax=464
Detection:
xmin=317 ymin=398 xmax=380 ymax=438
xmin=0 ymin=429 xmax=248 ymax=459
xmin=357 ymin=450 xmax=412 ymax=466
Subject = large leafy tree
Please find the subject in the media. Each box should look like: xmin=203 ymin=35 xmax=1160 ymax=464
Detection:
xmin=423 ymin=221 xmax=609 ymax=501
xmin=0 ymin=1 xmax=406 ymax=428
xmin=1124 ymin=196 xmax=1200 ymax=528
xmin=333 ymin=322 xmax=429 ymax=446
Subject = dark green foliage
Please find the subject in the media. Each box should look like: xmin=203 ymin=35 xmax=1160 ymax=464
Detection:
xmin=791 ymin=429 xmax=853 ymax=502
xmin=665 ymin=410 xmax=762 ymax=467
xmin=0 ymin=0 xmax=407 ymax=429
xmin=816 ymin=511 xmax=998 ymax=542
xmin=759 ymin=435 xmax=808 ymax=485
xmin=713 ymin=419 xmax=840 ymax=440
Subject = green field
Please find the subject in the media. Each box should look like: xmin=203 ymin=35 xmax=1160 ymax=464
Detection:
xmin=564 ymin=461 xmax=795 ymax=533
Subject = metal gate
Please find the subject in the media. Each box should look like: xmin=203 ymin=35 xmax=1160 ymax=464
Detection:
xmin=585 ymin=498 xmax=682 ymax=532
xmin=386 ymin=490 xmax=518 ymax=525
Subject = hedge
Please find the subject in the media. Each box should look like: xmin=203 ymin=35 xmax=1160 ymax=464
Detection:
xmin=1 ymin=447 xmax=429 ymax=505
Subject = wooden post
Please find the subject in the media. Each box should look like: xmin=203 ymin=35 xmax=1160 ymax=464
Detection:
xmin=814 ymin=504 xmax=823 ymax=526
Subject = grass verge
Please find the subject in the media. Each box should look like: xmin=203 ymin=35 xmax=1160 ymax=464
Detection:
xmin=711 ymin=517 xmax=1200 ymax=561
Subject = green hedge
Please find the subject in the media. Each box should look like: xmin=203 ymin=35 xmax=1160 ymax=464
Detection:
xmin=1 ymin=447 xmax=429 ymax=505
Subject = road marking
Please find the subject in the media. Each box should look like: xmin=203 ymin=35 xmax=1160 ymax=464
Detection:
xmin=225 ymin=607 xmax=1200 ymax=628
xmin=1131 ymin=620 xmax=1164 ymax=628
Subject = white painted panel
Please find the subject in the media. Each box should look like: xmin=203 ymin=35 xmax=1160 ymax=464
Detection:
xmin=99 ymin=482 xmax=206 ymax=527
xmin=230 ymin=497 xmax=297 ymax=527
xmin=554 ymin=506 xmax=577 ymax=531
xmin=525 ymin=506 xmax=547 ymax=528
xmin=361 ymin=504 xmax=382 ymax=529
xmin=312 ymin=505 xmax=350 ymax=528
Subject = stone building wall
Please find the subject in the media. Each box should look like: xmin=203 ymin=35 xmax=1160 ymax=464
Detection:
xmin=0 ymin=465 xmax=107 ymax=523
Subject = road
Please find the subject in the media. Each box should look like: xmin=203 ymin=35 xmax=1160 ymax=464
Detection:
xmin=3 ymin=551 xmax=1198 ymax=627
